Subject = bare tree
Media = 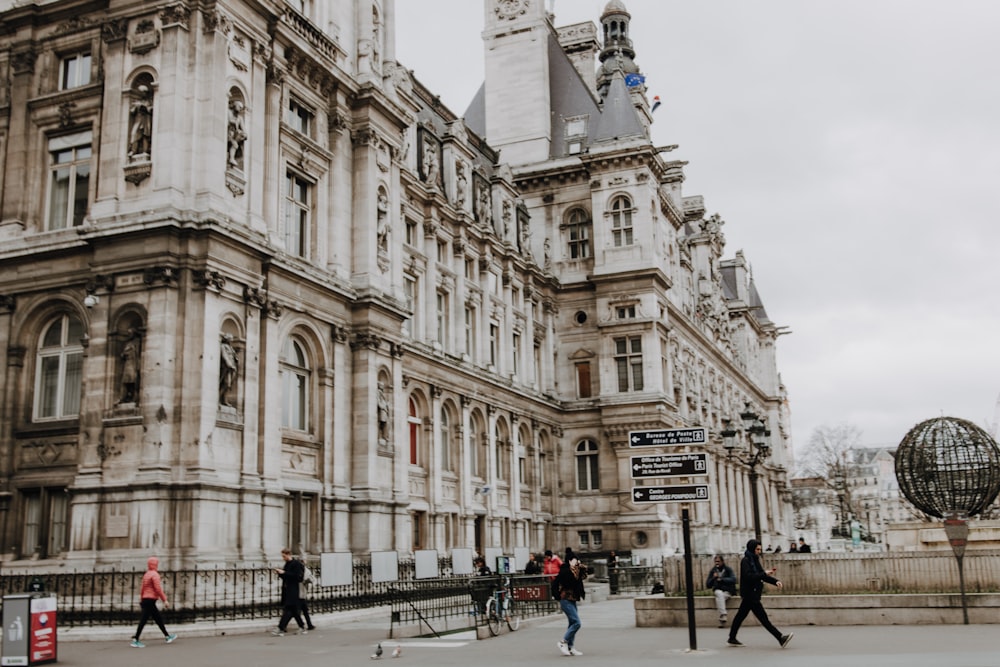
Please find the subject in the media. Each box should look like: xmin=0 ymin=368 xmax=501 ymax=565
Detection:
xmin=796 ymin=423 xmax=863 ymax=537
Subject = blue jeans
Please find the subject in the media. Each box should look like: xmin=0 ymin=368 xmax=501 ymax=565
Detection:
xmin=559 ymin=599 xmax=581 ymax=647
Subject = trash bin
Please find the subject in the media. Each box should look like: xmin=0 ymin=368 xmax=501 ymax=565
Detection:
xmin=2 ymin=593 xmax=57 ymax=665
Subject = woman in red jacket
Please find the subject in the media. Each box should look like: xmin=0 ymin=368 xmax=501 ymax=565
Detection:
xmin=131 ymin=556 xmax=177 ymax=648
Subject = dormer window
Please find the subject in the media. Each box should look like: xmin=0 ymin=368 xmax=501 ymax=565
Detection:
xmin=565 ymin=116 xmax=588 ymax=155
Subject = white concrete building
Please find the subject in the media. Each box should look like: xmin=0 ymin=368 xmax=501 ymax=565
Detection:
xmin=0 ymin=0 xmax=792 ymax=568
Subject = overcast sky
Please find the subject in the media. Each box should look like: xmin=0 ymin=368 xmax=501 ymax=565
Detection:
xmin=395 ymin=0 xmax=1000 ymax=453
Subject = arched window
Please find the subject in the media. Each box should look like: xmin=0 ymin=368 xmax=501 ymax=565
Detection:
xmin=280 ymin=337 xmax=310 ymax=431
xmin=34 ymin=314 xmax=84 ymax=420
xmin=609 ymin=195 xmax=633 ymax=247
xmin=408 ymin=398 xmax=421 ymax=466
xmin=566 ymin=207 xmax=591 ymax=259
xmin=576 ymin=440 xmax=600 ymax=491
xmin=440 ymin=406 xmax=452 ymax=472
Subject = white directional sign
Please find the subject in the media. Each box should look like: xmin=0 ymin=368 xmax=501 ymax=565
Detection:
xmin=629 ymin=428 xmax=707 ymax=448
xmin=630 ymin=453 xmax=709 ymax=479
xmin=632 ymin=484 xmax=710 ymax=504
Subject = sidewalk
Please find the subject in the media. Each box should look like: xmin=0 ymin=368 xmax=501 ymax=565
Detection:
xmin=47 ymin=597 xmax=1000 ymax=667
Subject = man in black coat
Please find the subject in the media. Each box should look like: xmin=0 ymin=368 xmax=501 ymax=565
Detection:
xmin=272 ymin=548 xmax=306 ymax=636
xmin=727 ymin=539 xmax=793 ymax=648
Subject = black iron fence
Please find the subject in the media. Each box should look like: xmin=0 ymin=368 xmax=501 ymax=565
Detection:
xmin=0 ymin=557 xmax=447 ymax=628
xmin=0 ymin=558 xmax=572 ymax=630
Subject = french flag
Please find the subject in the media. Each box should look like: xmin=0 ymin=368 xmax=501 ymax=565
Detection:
xmin=651 ymin=95 xmax=661 ymax=112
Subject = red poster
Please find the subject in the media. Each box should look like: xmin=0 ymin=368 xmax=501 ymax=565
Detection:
xmin=29 ymin=596 xmax=57 ymax=664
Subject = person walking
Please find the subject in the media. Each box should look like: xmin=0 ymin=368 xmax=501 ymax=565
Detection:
xmin=297 ymin=557 xmax=317 ymax=631
xmin=543 ymin=549 xmax=562 ymax=580
xmin=727 ymin=539 xmax=793 ymax=649
xmin=705 ymin=554 xmax=737 ymax=627
xmin=272 ymin=548 xmax=307 ymax=636
xmin=552 ymin=550 xmax=587 ymax=657
xmin=130 ymin=556 xmax=177 ymax=648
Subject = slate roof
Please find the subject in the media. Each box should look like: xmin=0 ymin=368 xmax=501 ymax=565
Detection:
xmin=463 ymin=22 xmax=646 ymax=159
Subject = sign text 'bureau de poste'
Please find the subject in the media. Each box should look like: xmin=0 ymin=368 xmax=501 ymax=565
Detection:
xmin=628 ymin=428 xmax=707 ymax=447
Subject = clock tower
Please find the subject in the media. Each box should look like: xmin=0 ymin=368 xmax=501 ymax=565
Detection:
xmin=482 ymin=0 xmax=553 ymax=166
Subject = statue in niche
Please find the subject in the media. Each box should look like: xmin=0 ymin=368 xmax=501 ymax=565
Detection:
xmin=519 ymin=215 xmax=531 ymax=252
xmin=128 ymin=85 xmax=153 ymax=159
xmin=118 ymin=329 xmax=140 ymax=404
xmin=477 ymin=185 xmax=492 ymax=231
xmin=219 ymin=334 xmax=239 ymax=407
xmin=376 ymin=188 xmax=390 ymax=251
xmin=227 ymin=98 xmax=247 ymax=170
xmin=377 ymin=382 xmax=390 ymax=441
xmin=422 ymin=137 xmax=440 ymax=188
xmin=544 ymin=237 xmax=552 ymax=270
xmin=454 ymin=160 xmax=467 ymax=208
xmin=502 ymin=200 xmax=512 ymax=239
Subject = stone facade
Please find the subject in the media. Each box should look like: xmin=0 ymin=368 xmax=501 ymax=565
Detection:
xmin=0 ymin=0 xmax=793 ymax=568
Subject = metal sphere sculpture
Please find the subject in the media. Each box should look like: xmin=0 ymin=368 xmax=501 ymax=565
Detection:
xmin=895 ymin=416 xmax=1000 ymax=518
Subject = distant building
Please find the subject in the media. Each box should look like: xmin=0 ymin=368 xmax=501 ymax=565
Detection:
xmin=0 ymin=0 xmax=792 ymax=567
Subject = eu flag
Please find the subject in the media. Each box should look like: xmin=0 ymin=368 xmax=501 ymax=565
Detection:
xmin=624 ymin=73 xmax=646 ymax=88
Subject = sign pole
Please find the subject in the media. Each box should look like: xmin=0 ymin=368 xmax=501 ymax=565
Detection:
xmin=682 ymin=508 xmax=697 ymax=651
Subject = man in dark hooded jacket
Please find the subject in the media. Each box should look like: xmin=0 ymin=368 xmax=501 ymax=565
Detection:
xmin=727 ymin=539 xmax=793 ymax=648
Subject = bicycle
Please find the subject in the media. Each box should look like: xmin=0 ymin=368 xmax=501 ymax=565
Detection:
xmin=484 ymin=575 xmax=520 ymax=636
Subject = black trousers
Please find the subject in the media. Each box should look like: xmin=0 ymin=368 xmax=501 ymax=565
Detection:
xmin=134 ymin=598 xmax=169 ymax=639
xmin=299 ymin=599 xmax=313 ymax=628
xmin=728 ymin=596 xmax=782 ymax=642
xmin=278 ymin=604 xmax=304 ymax=631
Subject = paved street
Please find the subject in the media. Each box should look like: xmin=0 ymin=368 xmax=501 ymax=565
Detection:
xmin=48 ymin=597 xmax=1000 ymax=667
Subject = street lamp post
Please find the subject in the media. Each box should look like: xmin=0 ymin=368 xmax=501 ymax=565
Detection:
xmin=721 ymin=403 xmax=772 ymax=545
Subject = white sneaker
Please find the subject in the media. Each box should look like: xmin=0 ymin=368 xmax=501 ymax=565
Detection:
xmin=569 ymin=647 xmax=583 ymax=656
xmin=557 ymin=641 xmax=571 ymax=656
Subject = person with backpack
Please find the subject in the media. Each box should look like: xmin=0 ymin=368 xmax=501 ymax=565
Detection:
xmin=551 ymin=549 xmax=587 ymax=656
xmin=271 ymin=547 xmax=307 ymax=636
xmin=297 ymin=557 xmax=317 ymax=631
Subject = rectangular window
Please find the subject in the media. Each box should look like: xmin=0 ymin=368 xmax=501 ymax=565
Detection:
xmin=285 ymin=492 xmax=313 ymax=554
xmin=568 ymin=222 xmax=590 ymax=259
xmin=284 ymin=173 xmax=310 ymax=257
xmin=437 ymin=240 xmax=446 ymax=263
xmin=405 ymin=219 xmax=417 ymax=245
xmin=21 ymin=488 xmax=68 ymax=559
xmin=575 ymin=361 xmax=592 ymax=398
xmin=404 ymin=276 xmax=419 ymax=336
xmin=614 ymin=336 xmax=644 ymax=392
xmin=616 ymin=305 xmax=636 ymax=319
xmin=46 ymin=132 xmax=92 ymax=230
xmin=286 ymin=98 xmax=314 ymax=136
xmin=465 ymin=259 xmax=476 ymax=280
xmin=512 ymin=333 xmax=520 ymax=375
xmin=489 ymin=324 xmax=499 ymax=367
xmin=578 ymin=530 xmax=589 ymax=547
xmin=591 ymin=530 xmax=603 ymax=547
xmin=436 ymin=292 xmax=449 ymax=346
xmin=519 ymin=456 xmax=526 ymax=484
xmin=533 ymin=342 xmax=541 ymax=385
xmin=465 ymin=306 xmax=476 ymax=357
xmin=60 ymin=53 xmax=91 ymax=90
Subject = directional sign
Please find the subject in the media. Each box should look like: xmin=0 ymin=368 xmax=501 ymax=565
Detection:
xmin=629 ymin=428 xmax=707 ymax=448
xmin=632 ymin=484 xmax=710 ymax=504
xmin=631 ymin=453 xmax=709 ymax=479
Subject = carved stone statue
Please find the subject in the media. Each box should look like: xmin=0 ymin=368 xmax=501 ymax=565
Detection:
xmin=377 ymin=382 xmax=390 ymax=441
xmin=422 ymin=137 xmax=440 ymax=188
xmin=227 ymin=98 xmax=247 ymax=170
xmin=119 ymin=329 xmax=140 ymax=404
xmin=454 ymin=160 xmax=467 ymax=208
xmin=219 ymin=334 xmax=239 ymax=407
xmin=128 ymin=87 xmax=153 ymax=159
xmin=376 ymin=189 xmax=390 ymax=251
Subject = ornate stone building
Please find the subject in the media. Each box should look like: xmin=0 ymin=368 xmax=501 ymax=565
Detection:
xmin=0 ymin=0 xmax=792 ymax=568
